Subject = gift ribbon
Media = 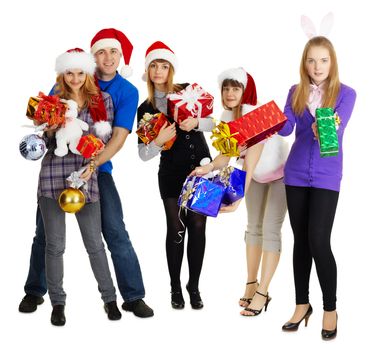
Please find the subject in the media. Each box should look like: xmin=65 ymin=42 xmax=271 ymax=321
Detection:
xmin=78 ymin=135 xmax=104 ymax=158
xmin=138 ymin=113 xmax=155 ymax=128
xmin=29 ymin=92 xmax=66 ymax=126
xmin=176 ymin=179 xmax=196 ymax=244
xmin=317 ymin=113 xmax=341 ymax=130
xmin=66 ymin=167 xmax=88 ymax=191
xmin=168 ymin=85 xmax=210 ymax=120
xmin=217 ymin=166 xmax=235 ymax=187
xmin=211 ymin=122 xmax=240 ymax=157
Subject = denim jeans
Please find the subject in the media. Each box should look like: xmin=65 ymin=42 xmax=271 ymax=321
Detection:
xmin=39 ymin=198 xmax=116 ymax=305
xmin=24 ymin=171 xmax=145 ymax=302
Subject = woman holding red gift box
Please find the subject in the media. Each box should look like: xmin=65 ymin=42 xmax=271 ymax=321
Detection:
xmin=36 ymin=48 xmax=120 ymax=325
xmin=137 ymin=41 xmax=214 ymax=310
xmin=193 ymin=67 xmax=288 ymax=317
xmin=278 ymin=30 xmax=356 ymax=339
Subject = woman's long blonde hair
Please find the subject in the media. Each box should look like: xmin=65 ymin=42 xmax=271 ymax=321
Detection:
xmin=54 ymin=73 xmax=99 ymax=109
xmin=292 ymin=36 xmax=340 ymax=116
xmin=146 ymin=59 xmax=182 ymax=109
xmin=221 ymin=79 xmax=245 ymax=120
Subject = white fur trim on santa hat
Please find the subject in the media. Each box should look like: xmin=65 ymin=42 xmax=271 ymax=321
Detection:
xmin=120 ymin=65 xmax=133 ymax=79
xmin=145 ymin=49 xmax=178 ymax=72
xmin=55 ymin=51 xmax=96 ymax=75
xmin=218 ymin=68 xmax=247 ymax=88
xmin=90 ymin=38 xmax=122 ymax=54
xmin=94 ymin=120 xmax=112 ymax=140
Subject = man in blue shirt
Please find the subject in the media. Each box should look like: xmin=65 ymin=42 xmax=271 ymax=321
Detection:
xmin=19 ymin=28 xmax=153 ymax=318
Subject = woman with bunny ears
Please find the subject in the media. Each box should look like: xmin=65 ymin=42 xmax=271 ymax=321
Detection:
xmin=279 ymin=16 xmax=356 ymax=340
xmin=137 ymin=41 xmax=214 ymax=310
xmin=193 ymin=67 xmax=288 ymax=317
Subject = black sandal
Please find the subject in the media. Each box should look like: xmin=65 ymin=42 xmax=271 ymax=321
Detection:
xmin=239 ymin=280 xmax=258 ymax=306
xmin=241 ymin=291 xmax=271 ymax=317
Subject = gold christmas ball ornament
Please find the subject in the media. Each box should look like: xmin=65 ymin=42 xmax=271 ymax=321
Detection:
xmin=58 ymin=188 xmax=85 ymax=213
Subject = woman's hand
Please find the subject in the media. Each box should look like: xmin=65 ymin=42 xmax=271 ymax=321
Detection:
xmin=80 ymin=164 xmax=95 ymax=182
xmin=179 ymin=118 xmax=199 ymax=132
xmin=219 ymin=198 xmax=242 ymax=213
xmin=190 ymin=163 xmax=214 ymax=177
xmin=154 ymin=121 xmax=176 ymax=147
xmin=43 ymin=124 xmax=59 ymax=138
xmin=311 ymin=122 xmax=319 ymax=140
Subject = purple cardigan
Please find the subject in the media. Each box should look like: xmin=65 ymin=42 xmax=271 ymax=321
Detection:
xmin=278 ymin=83 xmax=356 ymax=192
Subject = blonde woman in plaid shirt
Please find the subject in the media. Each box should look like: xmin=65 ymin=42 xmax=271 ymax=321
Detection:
xmin=37 ymin=48 xmax=120 ymax=326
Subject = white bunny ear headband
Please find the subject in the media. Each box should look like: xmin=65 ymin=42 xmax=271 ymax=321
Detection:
xmin=301 ymin=12 xmax=334 ymax=38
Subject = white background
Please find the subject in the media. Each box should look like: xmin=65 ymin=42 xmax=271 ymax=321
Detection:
xmin=1 ymin=0 xmax=377 ymax=349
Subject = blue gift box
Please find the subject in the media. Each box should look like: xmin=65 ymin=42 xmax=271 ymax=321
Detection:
xmin=213 ymin=166 xmax=246 ymax=205
xmin=178 ymin=176 xmax=225 ymax=217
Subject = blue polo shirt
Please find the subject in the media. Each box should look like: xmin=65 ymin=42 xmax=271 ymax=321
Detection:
xmin=97 ymin=72 xmax=138 ymax=174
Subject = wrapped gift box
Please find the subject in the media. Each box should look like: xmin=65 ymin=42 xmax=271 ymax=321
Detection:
xmin=167 ymin=83 xmax=214 ymax=123
xmin=26 ymin=92 xmax=66 ymax=126
xmin=212 ymin=100 xmax=287 ymax=156
xmin=76 ymin=134 xmax=104 ymax=159
xmin=315 ymin=108 xmax=339 ymax=157
xmin=178 ymin=176 xmax=224 ymax=217
xmin=213 ymin=166 xmax=246 ymax=205
xmin=136 ymin=112 xmax=176 ymax=150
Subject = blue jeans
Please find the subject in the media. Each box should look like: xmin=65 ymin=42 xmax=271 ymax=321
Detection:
xmin=24 ymin=172 xmax=145 ymax=302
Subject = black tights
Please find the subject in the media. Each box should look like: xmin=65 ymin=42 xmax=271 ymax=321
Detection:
xmin=163 ymin=198 xmax=207 ymax=292
xmin=285 ymin=185 xmax=339 ymax=311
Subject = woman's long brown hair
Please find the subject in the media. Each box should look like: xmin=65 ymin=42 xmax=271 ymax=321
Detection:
xmin=292 ymin=36 xmax=340 ymax=116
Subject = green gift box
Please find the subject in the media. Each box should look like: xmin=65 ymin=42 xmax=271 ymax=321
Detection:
xmin=315 ymin=107 xmax=339 ymax=157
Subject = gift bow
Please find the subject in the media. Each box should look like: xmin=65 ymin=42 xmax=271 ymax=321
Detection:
xmin=169 ymin=85 xmax=211 ymax=119
xmin=66 ymin=167 xmax=88 ymax=191
xmin=211 ymin=122 xmax=240 ymax=157
xmin=138 ymin=113 xmax=156 ymax=128
xmin=30 ymin=92 xmax=66 ymax=125
xmin=218 ymin=166 xmax=235 ymax=187
xmin=180 ymin=179 xmax=196 ymax=207
xmin=176 ymin=178 xmax=197 ymax=244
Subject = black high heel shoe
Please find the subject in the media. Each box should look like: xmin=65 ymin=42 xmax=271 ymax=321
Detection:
xmin=239 ymin=280 xmax=258 ymax=307
xmin=186 ymin=284 xmax=203 ymax=309
xmin=321 ymin=313 xmax=338 ymax=340
xmin=241 ymin=291 xmax=271 ymax=316
xmin=282 ymin=304 xmax=313 ymax=331
xmin=171 ymin=290 xmax=185 ymax=309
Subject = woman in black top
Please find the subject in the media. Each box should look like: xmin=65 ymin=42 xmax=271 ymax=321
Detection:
xmin=137 ymin=41 xmax=214 ymax=309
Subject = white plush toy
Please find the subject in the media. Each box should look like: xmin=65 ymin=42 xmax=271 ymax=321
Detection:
xmin=54 ymin=99 xmax=89 ymax=157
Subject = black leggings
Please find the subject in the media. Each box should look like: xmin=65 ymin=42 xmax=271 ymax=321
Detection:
xmin=163 ymin=198 xmax=207 ymax=292
xmin=285 ymin=185 xmax=339 ymax=311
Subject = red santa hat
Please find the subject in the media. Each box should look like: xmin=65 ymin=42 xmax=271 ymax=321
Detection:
xmin=142 ymin=41 xmax=178 ymax=81
xmin=218 ymin=67 xmax=257 ymax=106
xmin=55 ymin=48 xmax=112 ymax=139
xmin=55 ymin=48 xmax=96 ymax=75
xmin=90 ymin=28 xmax=133 ymax=78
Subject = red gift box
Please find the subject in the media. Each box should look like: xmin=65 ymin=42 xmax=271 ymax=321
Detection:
xmin=76 ymin=134 xmax=104 ymax=159
xmin=26 ymin=92 xmax=67 ymax=127
xmin=167 ymin=83 xmax=214 ymax=123
xmin=212 ymin=101 xmax=287 ymax=156
xmin=136 ymin=112 xmax=176 ymax=150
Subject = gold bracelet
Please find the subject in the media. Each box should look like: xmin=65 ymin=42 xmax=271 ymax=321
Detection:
xmin=89 ymin=158 xmax=96 ymax=173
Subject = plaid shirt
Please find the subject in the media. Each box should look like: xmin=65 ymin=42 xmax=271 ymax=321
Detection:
xmin=37 ymin=92 xmax=114 ymax=203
